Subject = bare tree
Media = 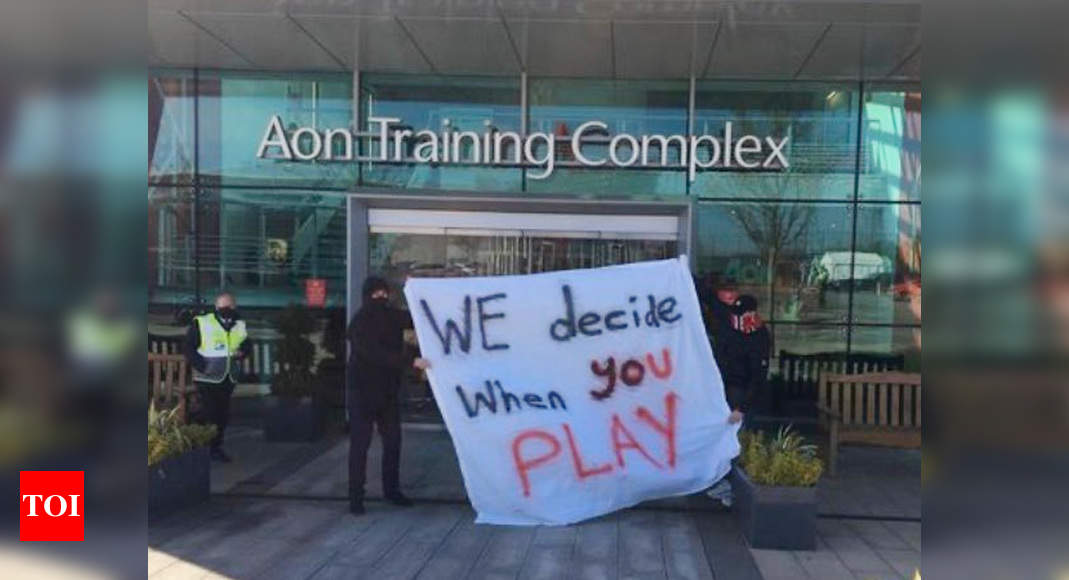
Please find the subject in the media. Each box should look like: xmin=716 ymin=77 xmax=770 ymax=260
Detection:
xmin=730 ymin=173 xmax=814 ymax=317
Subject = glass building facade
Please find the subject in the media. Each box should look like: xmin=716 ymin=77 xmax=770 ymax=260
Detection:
xmin=149 ymin=70 xmax=920 ymax=379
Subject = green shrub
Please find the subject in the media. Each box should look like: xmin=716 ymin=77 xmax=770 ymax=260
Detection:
xmin=739 ymin=425 xmax=823 ymax=486
xmin=148 ymin=404 xmax=216 ymax=466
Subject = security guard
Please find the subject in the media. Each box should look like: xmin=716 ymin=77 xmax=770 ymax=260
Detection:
xmin=185 ymin=292 xmax=251 ymax=462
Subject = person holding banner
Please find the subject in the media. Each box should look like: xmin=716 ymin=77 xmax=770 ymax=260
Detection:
xmin=713 ymin=293 xmax=770 ymax=425
xmin=346 ymin=276 xmax=427 ymax=515
xmin=706 ymin=292 xmax=770 ymax=506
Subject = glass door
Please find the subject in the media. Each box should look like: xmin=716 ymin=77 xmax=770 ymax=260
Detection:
xmin=368 ymin=209 xmax=681 ymax=287
xmin=365 ymin=209 xmax=682 ymax=422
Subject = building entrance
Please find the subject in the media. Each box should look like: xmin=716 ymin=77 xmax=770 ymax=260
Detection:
xmin=367 ymin=209 xmax=681 ymax=284
xmin=350 ymin=201 xmax=689 ymax=422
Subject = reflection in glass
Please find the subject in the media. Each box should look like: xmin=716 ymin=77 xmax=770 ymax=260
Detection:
xmin=852 ymin=204 xmax=922 ymax=324
xmin=197 ymin=72 xmax=354 ymax=188
xmin=361 ymin=74 xmax=522 ymax=192
xmin=849 ymin=326 xmax=921 ymax=371
xmin=193 ymin=190 xmax=346 ymax=309
xmin=369 ymin=231 xmax=677 ymax=308
xmin=771 ymin=324 xmax=848 ymax=358
xmin=860 ymin=89 xmax=921 ymax=201
xmin=694 ymin=202 xmax=853 ymax=323
xmin=527 ymin=79 xmax=688 ymax=197
xmin=149 ymin=72 xmax=195 ymax=184
xmin=148 ymin=187 xmax=196 ymax=308
xmin=692 ymin=82 xmax=858 ymax=200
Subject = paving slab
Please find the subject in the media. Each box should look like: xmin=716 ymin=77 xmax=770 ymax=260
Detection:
xmin=149 ymin=496 xmax=760 ymax=580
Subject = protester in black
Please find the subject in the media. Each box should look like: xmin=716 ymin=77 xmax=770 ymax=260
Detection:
xmin=704 ymin=292 xmax=772 ymax=507
xmin=714 ymin=294 xmax=771 ymax=424
xmin=347 ymin=277 xmax=426 ymax=514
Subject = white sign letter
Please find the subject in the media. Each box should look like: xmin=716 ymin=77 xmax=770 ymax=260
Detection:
xmin=641 ymin=134 xmax=687 ymax=167
xmin=256 ymin=115 xmax=293 ymax=159
xmin=290 ymin=127 xmax=323 ymax=161
xmin=572 ymin=121 xmax=607 ymax=167
xmin=688 ymin=135 xmax=722 ymax=182
xmin=763 ymin=137 xmax=790 ymax=168
xmin=733 ymin=135 xmax=762 ymax=169
xmin=609 ymin=134 xmax=640 ymax=166
xmin=524 ymin=132 xmax=555 ymax=179
xmin=368 ymin=116 xmax=401 ymax=161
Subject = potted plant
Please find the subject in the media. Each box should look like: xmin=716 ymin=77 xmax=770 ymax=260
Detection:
xmin=264 ymin=304 xmax=324 ymax=441
xmin=148 ymin=404 xmax=216 ymax=519
xmin=730 ymin=425 xmax=823 ymax=550
xmin=315 ymin=307 xmax=348 ymax=413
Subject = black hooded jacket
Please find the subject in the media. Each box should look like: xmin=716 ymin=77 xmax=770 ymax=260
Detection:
xmin=709 ymin=297 xmax=770 ymax=413
xmin=346 ymin=278 xmax=414 ymax=409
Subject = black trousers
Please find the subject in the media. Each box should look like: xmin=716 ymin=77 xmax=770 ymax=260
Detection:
xmin=195 ymin=380 xmax=235 ymax=450
xmin=348 ymin=398 xmax=402 ymax=501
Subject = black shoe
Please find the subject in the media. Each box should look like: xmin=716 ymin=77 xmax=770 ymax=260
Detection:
xmin=385 ymin=493 xmax=414 ymax=507
xmin=349 ymin=500 xmax=365 ymax=515
xmin=210 ymin=448 xmax=232 ymax=463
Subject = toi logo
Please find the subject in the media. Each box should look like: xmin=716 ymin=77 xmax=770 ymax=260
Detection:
xmin=20 ymin=471 xmax=84 ymax=541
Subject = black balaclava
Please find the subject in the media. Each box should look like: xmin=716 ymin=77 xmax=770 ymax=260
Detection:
xmin=362 ymin=277 xmax=391 ymax=308
xmin=215 ymin=304 xmax=239 ymax=328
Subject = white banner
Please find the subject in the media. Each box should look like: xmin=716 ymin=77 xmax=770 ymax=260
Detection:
xmin=404 ymin=256 xmax=739 ymax=525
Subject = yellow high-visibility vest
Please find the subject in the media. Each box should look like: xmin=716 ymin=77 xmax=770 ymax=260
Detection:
xmin=193 ymin=313 xmax=248 ymax=384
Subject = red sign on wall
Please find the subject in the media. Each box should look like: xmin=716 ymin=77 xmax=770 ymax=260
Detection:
xmin=20 ymin=471 xmax=84 ymax=541
xmin=305 ymin=278 xmax=327 ymax=308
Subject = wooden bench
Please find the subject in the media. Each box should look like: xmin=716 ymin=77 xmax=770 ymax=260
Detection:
xmin=149 ymin=352 xmax=190 ymax=422
xmin=776 ymin=351 xmax=905 ymax=413
xmin=817 ymin=371 xmax=922 ymax=476
xmin=149 ymin=333 xmax=279 ymax=383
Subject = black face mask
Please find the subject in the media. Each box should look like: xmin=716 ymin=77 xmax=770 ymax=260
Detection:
xmin=367 ymin=296 xmax=389 ymax=307
xmin=215 ymin=307 xmax=238 ymax=321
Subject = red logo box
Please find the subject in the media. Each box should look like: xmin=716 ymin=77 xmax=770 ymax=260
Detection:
xmin=20 ymin=471 xmax=84 ymax=541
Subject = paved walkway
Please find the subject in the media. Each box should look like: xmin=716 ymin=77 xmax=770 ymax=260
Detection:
xmin=751 ymin=518 xmax=921 ymax=580
xmin=149 ymin=496 xmax=761 ymax=580
xmin=213 ymin=426 xmax=921 ymax=520
xmin=167 ymin=425 xmax=921 ymax=579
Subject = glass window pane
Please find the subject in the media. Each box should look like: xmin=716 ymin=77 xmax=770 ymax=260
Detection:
xmin=852 ymin=203 xmax=922 ymax=324
xmin=771 ymin=324 xmax=849 ymax=359
xmin=860 ymin=88 xmax=921 ymax=201
xmin=694 ymin=202 xmax=854 ymax=324
xmin=369 ymin=233 xmax=450 ymax=303
xmin=527 ymin=79 xmax=689 ymax=197
xmin=198 ymin=189 xmax=347 ymax=309
xmin=197 ymin=72 xmax=355 ymax=188
xmin=849 ymin=325 xmax=921 ymax=372
xmin=148 ymin=186 xmax=196 ymax=311
xmin=149 ymin=71 xmax=195 ymax=185
xmin=361 ymin=74 xmax=522 ymax=192
xmin=692 ymin=82 xmax=858 ymax=200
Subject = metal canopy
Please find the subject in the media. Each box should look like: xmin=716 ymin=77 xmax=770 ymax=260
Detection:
xmin=148 ymin=0 xmax=920 ymax=81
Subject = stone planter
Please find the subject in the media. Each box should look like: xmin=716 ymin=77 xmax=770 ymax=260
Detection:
xmin=263 ymin=396 xmax=325 ymax=442
xmin=149 ymin=446 xmax=210 ymax=520
xmin=730 ymin=467 xmax=818 ymax=550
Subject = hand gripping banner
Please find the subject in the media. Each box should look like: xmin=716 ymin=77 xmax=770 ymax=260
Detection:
xmin=404 ymin=256 xmax=739 ymax=525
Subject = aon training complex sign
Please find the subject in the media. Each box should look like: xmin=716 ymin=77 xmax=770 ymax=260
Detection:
xmin=405 ymin=257 xmax=739 ymax=525
xmin=257 ymin=115 xmax=788 ymax=182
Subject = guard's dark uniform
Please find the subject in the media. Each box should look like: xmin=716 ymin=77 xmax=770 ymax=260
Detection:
xmin=347 ymin=278 xmax=413 ymax=508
